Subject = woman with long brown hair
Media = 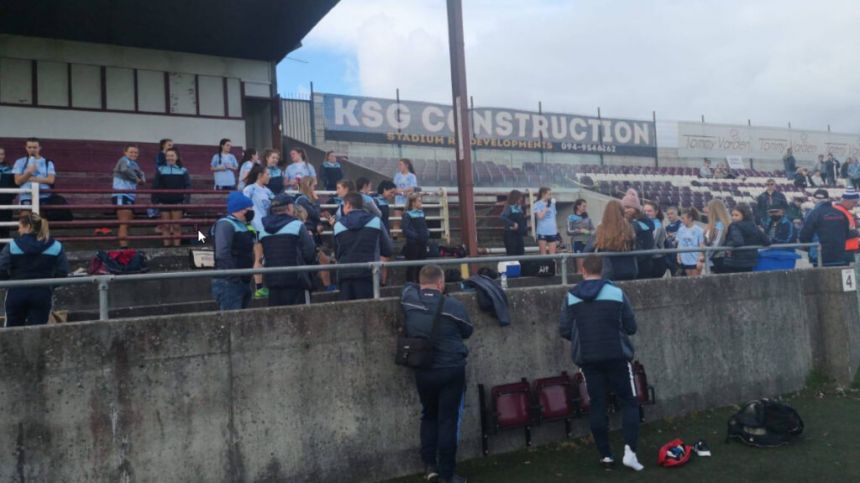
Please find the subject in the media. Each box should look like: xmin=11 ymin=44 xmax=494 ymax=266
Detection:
xmin=295 ymin=176 xmax=333 ymax=290
xmin=589 ymin=199 xmax=637 ymax=280
xmin=704 ymin=199 xmax=731 ymax=273
xmin=500 ymin=189 xmax=527 ymax=256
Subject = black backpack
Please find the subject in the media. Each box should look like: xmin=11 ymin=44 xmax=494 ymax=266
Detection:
xmin=726 ymin=398 xmax=803 ymax=447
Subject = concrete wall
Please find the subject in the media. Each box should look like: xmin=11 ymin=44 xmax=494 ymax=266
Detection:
xmin=0 ymin=268 xmax=857 ymax=482
xmin=0 ymin=106 xmax=247 ymax=147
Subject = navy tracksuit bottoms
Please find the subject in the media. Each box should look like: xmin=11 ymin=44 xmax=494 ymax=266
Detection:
xmin=414 ymin=366 xmax=466 ymax=480
xmin=581 ymin=359 xmax=640 ymax=459
xmin=5 ymin=287 xmax=52 ymax=327
xmin=338 ymin=277 xmax=373 ymax=301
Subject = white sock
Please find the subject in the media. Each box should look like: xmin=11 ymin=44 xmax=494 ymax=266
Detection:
xmin=623 ymin=445 xmax=644 ymax=471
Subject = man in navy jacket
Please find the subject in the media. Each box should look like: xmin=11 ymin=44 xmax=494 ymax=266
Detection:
xmin=401 ymin=265 xmax=472 ymax=483
xmin=333 ymin=192 xmax=393 ymax=300
xmin=559 ymin=255 xmax=643 ymax=471
xmin=799 ymin=188 xmax=859 ymax=266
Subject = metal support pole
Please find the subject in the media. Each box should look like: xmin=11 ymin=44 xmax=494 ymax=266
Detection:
xmin=308 ymin=81 xmax=317 ymax=145
xmin=440 ymin=188 xmax=451 ymax=244
xmin=597 ymin=107 xmax=605 ymax=167
xmin=560 ymin=254 xmax=568 ymax=285
xmin=702 ymin=249 xmax=711 ymax=275
xmin=98 ymin=278 xmax=110 ymax=321
xmin=538 ymin=101 xmax=545 ymax=166
xmin=447 ymin=0 xmax=478 ymax=262
xmin=652 ymin=110 xmax=659 ymax=168
xmin=854 ymin=254 xmax=860 ymax=323
xmin=31 ymin=184 xmax=40 ymax=215
xmin=372 ymin=263 xmax=381 ymax=300
xmin=396 ymin=88 xmax=403 ymax=159
xmin=527 ymin=188 xmax=536 ymax=240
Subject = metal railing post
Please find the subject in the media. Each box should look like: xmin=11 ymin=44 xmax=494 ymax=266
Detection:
xmin=372 ymin=263 xmax=381 ymax=299
xmin=527 ymin=188 xmax=536 ymax=240
xmin=817 ymin=243 xmax=823 ymax=268
xmin=702 ymin=248 xmax=711 ymax=275
xmin=560 ymin=253 xmax=568 ymax=285
xmin=440 ymin=188 xmax=451 ymax=244
xmin=98 ymin=278 xmax=110 ymax=321
xmin=31 ymin=184 xmax=40 ymax=215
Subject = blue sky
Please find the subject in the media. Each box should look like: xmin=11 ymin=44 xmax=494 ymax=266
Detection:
xmin=275 ymin=0 xmax=860 ymax=132
xmin=276 ymin=46 xmax=359 ymax=99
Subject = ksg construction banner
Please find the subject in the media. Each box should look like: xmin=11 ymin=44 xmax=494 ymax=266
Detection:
xmin=678 ymin=121 xmax=860 ymax=162
xmin=322 ymin=94 xmax=657 ymax=157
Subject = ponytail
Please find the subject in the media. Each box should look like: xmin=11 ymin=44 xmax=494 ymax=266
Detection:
xmin=21 ymin=212 xmax=50 ymax=241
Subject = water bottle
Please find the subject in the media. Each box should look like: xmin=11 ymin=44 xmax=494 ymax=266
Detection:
xmin=500 ymin=272 xmax=508 ymax=289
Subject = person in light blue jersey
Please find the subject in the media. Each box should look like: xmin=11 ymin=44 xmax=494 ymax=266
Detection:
xmin=112 ymin=144 xmax=146 ymax=248
xmin=676 ymin=207 xmax=704 ymax=276
xmin=532 ymin=186 xmax=559 ymax=254
xmin=13 ymin=138 xmax=56 ymax=208
xmin=393 ymin=158 xmax=418 ymax=238
xmin=243 ymin=164 xmax=274 ymax=299
xmin=286 ymin=147 xmax=316 ymax=190
xmin=237 ymin=148 xmax=259 ymax=191
xmin=211 ymin=138 xmax=238 ymax=190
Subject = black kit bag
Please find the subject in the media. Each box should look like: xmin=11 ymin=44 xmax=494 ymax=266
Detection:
xmin=395 ymin=294 xmax=445 ymax=369
xmin=726 ymin=398 xmax=804 ymax=447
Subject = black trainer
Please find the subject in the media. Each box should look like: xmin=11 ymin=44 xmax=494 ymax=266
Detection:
xmin=693 ymin=440 xmax=711 ymax=457
xmin=424 ymin=465 xmax=439 ymax=480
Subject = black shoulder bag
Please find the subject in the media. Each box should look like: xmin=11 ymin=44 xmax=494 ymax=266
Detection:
xmin=395 ymin=295 xmax=445 ymax=369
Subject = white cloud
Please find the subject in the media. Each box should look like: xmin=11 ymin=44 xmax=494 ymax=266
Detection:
xmin=305 ymin=0 xmax=860 ymax=132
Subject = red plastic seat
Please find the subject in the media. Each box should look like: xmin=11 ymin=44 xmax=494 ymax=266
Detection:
xmin=534 ymin=373 xmax=573 ymax=420
xmin=491 ymin=381 xmax=531 ymax=429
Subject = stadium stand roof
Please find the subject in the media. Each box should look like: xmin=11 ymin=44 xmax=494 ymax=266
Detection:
xmin=0 ymin=0 xmax=339 ymax=61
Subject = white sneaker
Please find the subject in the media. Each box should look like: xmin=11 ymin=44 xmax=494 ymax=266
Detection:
xmin=599 ymin=456 xmax=614 ymax=469
xmin=623 ymin=445 xmax=644 ymax=471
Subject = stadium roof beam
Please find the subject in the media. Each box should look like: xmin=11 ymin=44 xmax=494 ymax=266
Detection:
xmin=0 ymin=0 xmax=339 ymax=62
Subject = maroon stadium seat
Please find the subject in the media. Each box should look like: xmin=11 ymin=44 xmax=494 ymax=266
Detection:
xmin=478 ymin=379 xmax=535 ymax=455
xmin=533 ymin=372 xmax=576 ymax=438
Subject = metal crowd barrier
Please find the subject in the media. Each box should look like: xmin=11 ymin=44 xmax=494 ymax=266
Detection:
xmin=0 ymin=242 xmax=821 ymax=322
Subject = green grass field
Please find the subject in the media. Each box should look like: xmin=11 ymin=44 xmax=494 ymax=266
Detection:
xmin=386 ymin=378 xmax=860 ymax=482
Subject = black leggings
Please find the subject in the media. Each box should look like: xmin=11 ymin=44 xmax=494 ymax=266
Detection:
xmin=649 ymin=257 xmax=667 ymax=278
xmin=268 ymin=287 xmax=304 ymax=307
xmin=5 ymin=287 xmax=52 ymax=327
xmin=503 ymin=231 xmax=525 ymax=256
xmin=404 ymin=240 xmax=427 ymax=283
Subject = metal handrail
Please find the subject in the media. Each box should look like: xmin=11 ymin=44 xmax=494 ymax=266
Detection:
xmin=0 ymin=242 xmax=821 ymax=322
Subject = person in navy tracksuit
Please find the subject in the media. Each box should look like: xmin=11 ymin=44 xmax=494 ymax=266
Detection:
xmin=320 ymin=151 xmax=344 ymax=192
xmin=376 ymin=180 xmax=397 ymax=286
xmin=559 ymin=255 xmax=643 ymax=472
xmin=151 ymin=147 xmax=191 ymax=247
xmin=402 ymin=193 xmax=430 ymax=283
xmin=260 ymin=194 xmax=316 ymax=306
xmin=0 ymin=213 xmax=69 ymax=327
xmin=211 ymin=192 xmax=256 ymax=311
xmin=401 ymin=265 xmax=473 ymax=483
xmin=500 ymin=189 xmax=527 ymax=256
xmin=333 ymin=192 xmax=393 ymax=300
